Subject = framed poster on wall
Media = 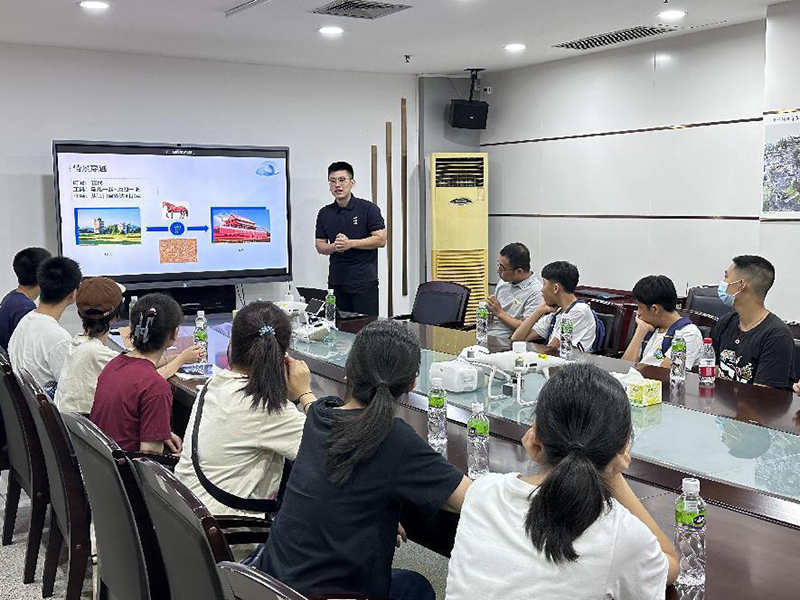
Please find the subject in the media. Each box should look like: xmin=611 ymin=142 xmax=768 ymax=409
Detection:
xmin=762 ymin=111 xmax=800 ymax=219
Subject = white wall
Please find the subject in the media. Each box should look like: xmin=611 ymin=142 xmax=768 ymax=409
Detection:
xmin=0 ymin=43 xmax=418 ymax=331
xmin=481 ymin=20 xmax=800 ymax=322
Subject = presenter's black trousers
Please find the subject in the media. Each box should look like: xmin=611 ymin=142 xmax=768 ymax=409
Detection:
xmin=332 ymin=281 xmax=379 ymax=316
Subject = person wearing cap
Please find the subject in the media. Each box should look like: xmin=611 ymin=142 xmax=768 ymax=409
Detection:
xmin=55 ymin=277 xmax=203 ymax=414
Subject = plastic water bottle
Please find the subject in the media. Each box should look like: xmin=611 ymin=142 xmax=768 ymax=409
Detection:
xmin=427 ymin=378 xmax=447 ymax=454
xmin=467 ymin=402 xmax=490 ymax=479
xmin=675 ymin=477 xmax=706 ymax=587
xmin=128 ymin=295 xmax=138 ymax=320
xmin=324 ymin=289 xmax=337 ymax=324
xmin=476 ymin=302 xmax=489 ymax=347
xmin=193 ymin=310 xmax=209 ymax=368
xmin=699 ymin=338 xmax=716 ymax=387
xmin=559 ymin=313 xmax=574 ymax=360
xmin=670 ymin=332 xmax=687 ymax=385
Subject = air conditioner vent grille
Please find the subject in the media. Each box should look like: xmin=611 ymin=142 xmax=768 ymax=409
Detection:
xmin=311 ymin=0 xmax=411 ymax=19
xmin=434 ymin=157 xmax=485 ymax=188
xmin=554 ymin=25 xmax=676 ymax=51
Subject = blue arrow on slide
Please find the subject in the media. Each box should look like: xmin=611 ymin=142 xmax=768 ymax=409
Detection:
xmin=187 ymin=225 xmax=209 ymax=232
xmin=146 ymin=226 xmax=169 ymax=232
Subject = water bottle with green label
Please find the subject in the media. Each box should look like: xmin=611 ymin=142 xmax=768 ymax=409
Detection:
xmin=427 ymin=378 xmax=447 ymax=454
xmin=670 ymin=332 xmax=687 ymax=385
xmin=193 ymin=310 xmax=210 ymax=375
xmin=675 ymin=477 xmax=706 ymax=587
xmin=467 ymin=402 xmax=490 ymax=479
xmin=324 ymin=289 xmax=336 ymax=324
xmin=476 ymin=302 xmax=489 ymax=347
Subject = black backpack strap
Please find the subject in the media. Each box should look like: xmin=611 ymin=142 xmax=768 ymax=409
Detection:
xmin=192 ymin=381 xmax=279 ymax=514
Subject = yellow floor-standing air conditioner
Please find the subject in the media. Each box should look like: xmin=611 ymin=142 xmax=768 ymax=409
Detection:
xmin=430 ymin=152 xmax=488 ymax=326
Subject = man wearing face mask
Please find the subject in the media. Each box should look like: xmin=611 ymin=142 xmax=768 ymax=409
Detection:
xmin=711 ymin=255 xmax=794 ymax=389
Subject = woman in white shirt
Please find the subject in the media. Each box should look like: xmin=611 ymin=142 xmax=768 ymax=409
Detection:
xmin=55 ymin=277 xmax=201 ymax=414
xmin=446 ymin=363 xmax=680 ymax=600
xmin=175 ymin=301 xmax=316 ymax=517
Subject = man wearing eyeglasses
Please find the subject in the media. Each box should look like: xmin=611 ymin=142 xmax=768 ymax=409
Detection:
xmin=486 ymin=243 xmax=543 ymax=339
xmin=315 ymin=161 xmax=387 ymax=316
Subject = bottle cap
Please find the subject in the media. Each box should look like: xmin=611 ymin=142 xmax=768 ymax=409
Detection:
xmin=478 ymin=301 xmax=486 ymax=307
xmin=197 ymin=310 xmax=205 ymax=317
xmin=328 ymin=289 xmax=334 ymax=295
xmin=431 ymin=377 xmax=443 ymax=388
xmin=704 ymin=337 xmax=712 ymax=344
xmin=682 ymin=477 xmax=700 ymax=495
xmin=512 ymin=341 xmax=526 ymax=354
xmin=131 ymin=295 xmax=138 ymax=301
xmin=471 ymin=402 xmax=484 ymax=413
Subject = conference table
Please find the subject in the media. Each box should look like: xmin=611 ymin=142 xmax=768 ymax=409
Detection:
xmin=158 ymin=315 xmax=800 ymax=600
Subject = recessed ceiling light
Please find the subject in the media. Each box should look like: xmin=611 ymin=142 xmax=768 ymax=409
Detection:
xmin=504 ymin=43 xmax=526 ymax=53
xmin=657 ymin=9 xmax=687 ymax=22
xmin=79 ymin=1 xmax=110 ymax=10
xmin=319 ymin=26 xmax=344 ymax=36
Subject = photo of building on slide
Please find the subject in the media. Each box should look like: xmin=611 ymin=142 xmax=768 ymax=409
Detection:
xmin=211 ymin=207 xmax=271 ymax=243
xmin=75 ymin=207 xmax=142 ymax=245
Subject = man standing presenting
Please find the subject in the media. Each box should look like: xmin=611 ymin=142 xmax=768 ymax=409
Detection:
xmin=315 ymin=162 xmax=387 ymax=316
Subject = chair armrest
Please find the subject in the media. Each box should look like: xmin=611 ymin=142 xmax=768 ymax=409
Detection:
xmin=215 ymin=515 xmax=272 ymax=547
xmin=391 ymin=313 xmax=412 ymax=321
xmin=125 ymin=451 xmax=179 ymax=469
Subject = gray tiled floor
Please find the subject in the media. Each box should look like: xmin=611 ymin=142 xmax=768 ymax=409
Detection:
xmin=0 ymin=471 xmax=93 ymax=600
xmin=0 ymin=468 xmax=450 ymax=600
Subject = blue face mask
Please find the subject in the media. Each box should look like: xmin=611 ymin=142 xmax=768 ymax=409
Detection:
xmin=717 ymin=280 xmax=742 ymax=307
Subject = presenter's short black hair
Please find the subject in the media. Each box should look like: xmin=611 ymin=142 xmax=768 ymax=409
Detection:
xmin=500 ymin=243 xmax=531 ymax=272
xmin=541 ymin=261 xmax=579 ymax=294
xmin=37 ymin=257 xmax=82 ymax=305
xmin=328 ymin=162 xmax=354 ymax=179
xmin=13 ymin=247 xmax=52 ymax=286
xmin=632 ymin=275 xmax=678 ymax=312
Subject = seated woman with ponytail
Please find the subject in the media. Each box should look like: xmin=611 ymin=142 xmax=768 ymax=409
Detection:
xmin=252 ymin=320 xmax=471 ymax=600
xmin=445 ymin=362 xmax=679 ymax=600
xmin=175 ymin=301 xmax=313 ymax=517
xmin=90 ymin=293 xmax=186 ymax=454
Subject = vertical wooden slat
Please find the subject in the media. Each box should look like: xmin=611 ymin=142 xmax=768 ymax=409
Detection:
xmin=370 ymin=145 xmax=378 ymax=204
xmin=385 ymin=121 xmax=394 ymax=317
xmin=401 ymin=98 xmax=408 ymax=296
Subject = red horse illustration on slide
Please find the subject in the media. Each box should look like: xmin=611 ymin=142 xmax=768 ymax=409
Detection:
xmin=162 ymin=201 xmax=189 ymax=219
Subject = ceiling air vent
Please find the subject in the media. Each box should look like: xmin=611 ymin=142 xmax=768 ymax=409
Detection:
xmin=311 ymin=0 xmax=412 ymax=20
xmin=554 ymin=25 xmax=677 ymax=51
xmin=435 ymin=157 xmax=485 ymax=188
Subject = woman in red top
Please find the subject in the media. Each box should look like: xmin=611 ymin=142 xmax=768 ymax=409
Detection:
xmin=90 ymin=293 xmax=184 ymax=453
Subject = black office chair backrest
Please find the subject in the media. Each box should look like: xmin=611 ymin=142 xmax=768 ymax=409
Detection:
xmin=587 ymin=300 xmax=624 ymax=352
xmin=679 ymin=309 xmax=719 ymax=341
xmin=793 ymin=339 xmax=800 ymax=383
xmin=133 ymin=457 xmax=231 ymax=600
xmin=296 ymin=287 xmax=328 ymax=303
xmin=62 ymin=412 xmax=168 ymax=600
xmin=410 ymin=281 xmax=471 ymax=327
xmin=17 ymin=370 xmax=86 ymax=543
xmin=686 ymin=286 xmax=734 ymax=319
xmin=217 ymin=562 xmax=308 ymax=600
xmin=0 ymin=350 xmax=44 ymax=497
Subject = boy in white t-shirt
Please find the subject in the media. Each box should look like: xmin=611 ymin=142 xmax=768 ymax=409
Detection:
xmin=622 ymin=275 xmax=703 ymax=370
xmin=8 ymin=256 xmax=82 ymax=396
xmin=512 ymin=261 xmax=597 ymax=352
xmin=445 ymin=363 xmax=679 ymax=600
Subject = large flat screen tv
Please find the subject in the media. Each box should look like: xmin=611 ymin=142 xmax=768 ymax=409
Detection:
xmin=53 ymin=141 xmax=291 ymax=287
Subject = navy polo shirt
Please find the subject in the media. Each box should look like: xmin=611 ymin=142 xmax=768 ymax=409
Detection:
xmin=315 ymin=195 xmax=385 ymax=286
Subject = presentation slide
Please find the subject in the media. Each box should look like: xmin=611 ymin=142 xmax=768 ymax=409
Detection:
xmin=54 ymin=143 xmax=290 ymax=283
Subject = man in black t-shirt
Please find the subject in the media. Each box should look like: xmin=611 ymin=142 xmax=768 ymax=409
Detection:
xmin=711 ymin=255 xmax=794 ymax=389
xmin=315 ymin=161 xmax=386 ymax=316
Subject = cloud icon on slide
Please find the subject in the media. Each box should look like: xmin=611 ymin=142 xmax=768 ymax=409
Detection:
xmin=256 ymin=161 xmax=281 ymax=177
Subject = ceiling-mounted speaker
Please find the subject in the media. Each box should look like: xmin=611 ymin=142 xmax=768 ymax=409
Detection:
xmin=448 ymin=100 xmax=489 ymax=130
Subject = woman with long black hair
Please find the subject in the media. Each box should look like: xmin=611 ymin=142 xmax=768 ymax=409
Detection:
xmin=446 ymin=362 xmax=679 ymax=600
xmin=253 ymin=320 xmax=471 ymax=600
xmin=175 ymin=301 xmax=315 ymax=517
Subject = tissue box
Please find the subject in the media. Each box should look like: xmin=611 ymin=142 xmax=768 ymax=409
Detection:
xmin=626 ymin=379 xmax=662 ymax=407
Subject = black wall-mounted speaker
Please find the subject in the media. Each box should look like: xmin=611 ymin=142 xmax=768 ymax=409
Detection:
xmin=448 ymin=100 xmax=489 ymax=129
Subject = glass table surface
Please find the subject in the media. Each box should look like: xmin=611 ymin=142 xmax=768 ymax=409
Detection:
xmin=289 ymin=329 xmax=800 ymax=503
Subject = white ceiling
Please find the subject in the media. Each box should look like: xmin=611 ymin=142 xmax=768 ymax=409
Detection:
xmin=0 ymin=0 xmax=779 ymax=74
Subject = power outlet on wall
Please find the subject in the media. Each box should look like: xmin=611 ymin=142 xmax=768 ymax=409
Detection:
xmin=482 ymin=86 xmax=492 ymax=94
